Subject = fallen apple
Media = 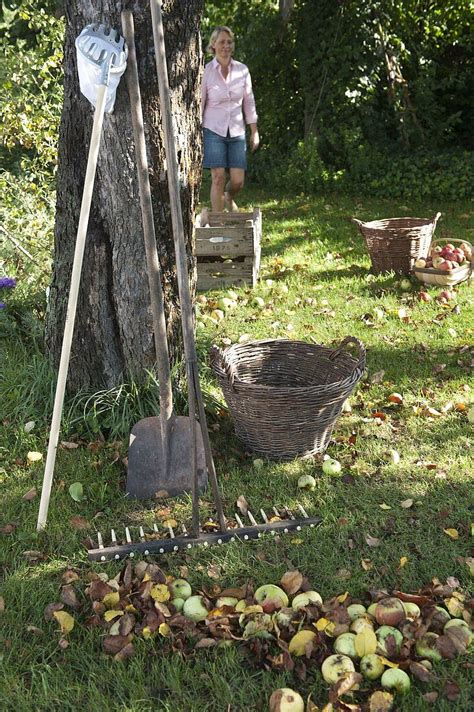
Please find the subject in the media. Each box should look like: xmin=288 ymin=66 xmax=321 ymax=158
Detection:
xmin=252 ymin=296 xmax=266 ymax=308
xmin=297 ymin=474 xmax=316 ymax=491
xmin=216 ymin=596 xmax=239 ymax=608
xmin=322 ymin=458 xmax=342 ymax=476
xmin=419 ymin=659 xmax=433 ymax=671
xmin=235 ymin=599 xmax=247 ymax=612
xmin=254 ymin=584 xmax=289 ymax=608
xmin=183 ymin=595 xmax=209 ymax=622
xmin=399 ymin=278 xmax=412 ymax=291
xmin=375 ymin=597 xmax=406 ymax=626
xmin=386 ymin=449 xmax=400 ymax=464
xmin=218 ymin=297 xmax=237 ymax=310
xmin=414 ymin=258 xmax=426 ymax=269
xmin=253 ymin=458 xmax=265 ymax=470
xmin=402 ymin=602 xmax=420 ymax=620
xmin=171 ymin=597 xmax=185 ymax=612
xmin=321 ymin=654 xmax=355 ymax=684
xmin=366 ymin=603 xmax=378 ymax=619
xmin=376 ymin=626 xmax=403 ymax=656
xmin=170 ymin=578 xmax=193 ymax=600
xmin=350 ymin=617 xmax=374 ymax=634
xmin=291 ymin=591 xmax=322 ymax=610
xmin=334 ymin=632 xmax=358 ymax=659
xmin=430 ymin=605 xmax=451 ymax=631
xmin=418 ymin=291 xmax=431 ymax=302
xmin=360 ymin=653 xmax=385 ymax=680
xmin=415 ymin=632 xmax=442 ymax=662
xmin=381 ymin=668 xmax=411 ymax=694
xmin=227 ymin=289 xmax=238 ymax=300
xmin=444 ymin=618 xmax=473 ymax=645
xmin=439 ymin=289 xmax=454 ymax=301
xmin=268 ymin=688 xmax=304 ymax=712
xmin=273 ymin=608 xmax=293 ymax=628
xmin=347 ymin=604 xmax=367 ymax=621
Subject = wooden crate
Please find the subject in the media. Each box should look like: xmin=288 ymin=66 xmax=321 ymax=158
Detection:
xmin=195 ymin=209 xmax=261 ymax=290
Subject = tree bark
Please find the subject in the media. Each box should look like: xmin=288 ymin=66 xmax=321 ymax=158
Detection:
xmin=45 ymin=0 xmax=203 ymax=391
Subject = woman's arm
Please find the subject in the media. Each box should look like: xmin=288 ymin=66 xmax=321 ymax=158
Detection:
xmin=242 ymin=68 xmax=259 ymax=150
xmin=201 ymin=64 xmax=208 ymax=119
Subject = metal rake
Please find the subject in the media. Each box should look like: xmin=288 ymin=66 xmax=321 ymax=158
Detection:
xmin=88 ymin=503 xmax=321 ymax=561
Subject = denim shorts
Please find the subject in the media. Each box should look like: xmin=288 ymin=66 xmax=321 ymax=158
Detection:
xmin=203 ymin=128 xmax=247 ymax=170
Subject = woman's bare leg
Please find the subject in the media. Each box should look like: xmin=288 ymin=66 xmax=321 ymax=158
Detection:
xmin=224 ymin=168 xmax=245 ymax=211
xmin=210 ymin=168 xmax=226 ymax=211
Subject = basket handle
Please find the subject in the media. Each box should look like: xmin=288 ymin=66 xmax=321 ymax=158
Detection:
xmin=351 ymin=217 xmax=364 ymax=230
xmin=329 ymin=336 xmax=366 ymax=372
xmin=209 ymin=344 xmax=238 ymax=388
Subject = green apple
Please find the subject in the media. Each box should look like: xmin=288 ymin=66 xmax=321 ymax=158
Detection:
xmin=171 ymin=597 xmax=185 ymax=612
xmin=254 ymin=584 xmax=289 ymax=608
xmin=399 ymin=278 xmax=412 ymax=292
xmin=322 ymin=458 xmax=342 ymax=476
xmin=402 ymin=602 xmax=420 ymax=620
xmin=334 ymin=632 xmax=358 ymax=659
xmin=292 ymin=591 xmax=322 ymax=610
xmin=321 ymin=654 xmax=355 ymax=684
xmin=444 ymin=619 xmax=473 ymax=646
xmin=347 ymin=604 xmax=367 ymax=621
xmin=415 ymin=632 xmax=442 ymax=662
xmin=297 ymin=474 xmax=316 ymax=490
xmin=360 ymin=653 xmax=385 ymax=680
xmin=216 ymin=596 xmax=239 ymax=608
xmin=235 ymin=599 xmax=247 ymax=612
xmin=227 ymin=290 xmax=238 ymax=300
xmin=252 ymin=296 xmax=266 ymax=308
xmin=169 ymin=578 xmax=192 ymax=600
xmin=182 ymin=595 xmax=209 ymax=622
xmin=381 ymin=668 xmax=411 ymax=694
xmin=268 ymin=688 xmax=305 ymax=712
xmin=376 ymin=626 xmax=403 ymax=656
xmin=367 ymin=602 xmax=378 ymax=619
xmin=350 ymin=616 xmax=374 ymax=634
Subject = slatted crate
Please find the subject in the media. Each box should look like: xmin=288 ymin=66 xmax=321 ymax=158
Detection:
xmin=195 ymin=209 xmax=261 ymax=291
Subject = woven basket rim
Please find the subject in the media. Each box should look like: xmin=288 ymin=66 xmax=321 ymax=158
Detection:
xmin=211 ymin=337 xmax=365 ymax=394
xmin=355 ymin=216 xmax=437 ymax=229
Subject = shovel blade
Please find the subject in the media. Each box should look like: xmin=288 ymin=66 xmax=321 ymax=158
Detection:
xmin=126 ymin=416 xmax=207 ymax=499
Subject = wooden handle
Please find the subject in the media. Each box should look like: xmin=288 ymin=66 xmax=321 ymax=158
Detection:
xmin=37 ymin=84 xmax=108 ymax=531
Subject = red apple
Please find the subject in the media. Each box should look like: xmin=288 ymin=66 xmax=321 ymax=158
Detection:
xmin=418 ymin=291 xmax=431 ymax=302
xmin=432 ymin=256 xmax=444 ymax=268
xmin=444 ymin=243 xmax=455 ymax=252
xmin=375 ymin=597 xmax=405 ymax=627
xmin=438 ymin=260 xmax=453 ymax=271
xmin=439 ymin=290 xmax=454 ymax=301
xmin=443 ymin=251 xmax=456 ymax=262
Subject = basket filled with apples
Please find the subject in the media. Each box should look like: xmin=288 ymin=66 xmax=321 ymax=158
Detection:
xmin=413 ymin=238 xmax=472 ymax=286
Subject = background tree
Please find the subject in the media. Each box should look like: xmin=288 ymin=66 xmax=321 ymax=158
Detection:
xmin=44 ymin=0 xmax=204 ymax=391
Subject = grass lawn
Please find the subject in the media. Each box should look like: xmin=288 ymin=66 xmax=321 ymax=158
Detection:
xmin=1 ymin=189 xmax=473 ymax=711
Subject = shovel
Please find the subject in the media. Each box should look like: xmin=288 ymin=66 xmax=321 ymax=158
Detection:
xmin=121 ymin=11 xmax=206 ymax=500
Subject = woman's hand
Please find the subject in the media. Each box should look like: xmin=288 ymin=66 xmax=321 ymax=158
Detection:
xmin=250 ymin=128 xmax=260 ymax=152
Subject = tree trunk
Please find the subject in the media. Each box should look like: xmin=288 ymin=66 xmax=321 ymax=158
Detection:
xmin=45 ymin=0 xmax=203 ymax=391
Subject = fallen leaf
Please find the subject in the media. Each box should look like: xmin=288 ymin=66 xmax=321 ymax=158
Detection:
xmin=60 ymin=584 xmax=81 ymax=609
xmin=58 ymin=637 xmax=69 ymax=650
xmin=281 ymin=570 xmax=303 ymax=595
xmin=0 ymin=597 xmax=4 ymax=613
xmin=399 ymin=556 xmax=408 ymax=568
xmin=195 ymin=638 xmax=217 ymax=649
xmin=114 ymin=642 xmax=135 ymax=661
xmin=102 ymin=634 xmax=132 ymax=655
xmin=69 ymin=516 xmax=90 ymax=530
xmin=379 ymin=503 xmax=391 ymax=510
xmin=365 ymin=534 xmax=380 ymax=547
xmin=409 ymin=661 xmax=434 ymax=682
xmin=150 ymin=584 xmax=170 ymax=602
xmin=388 ymin=393 xmax=403 ymax=404
xmin=68 ymin=482 xmax=84 ymax=502
xmin=53 ymin=610 xmax=74 ymax=634
xmin=104 ymin=610 xmax=124 ymax=622
xmin=61 ymin=441 xmax=79 ymax=449
xmin=207 ymin=564 xmax=221 ymax=580
xmin=370 ymin=370 xmax=385 ymax=384
xmin=442 ymin=679 xmax=461 ymax=701
xmin=22 ymin=487 xmax=37 ymax=501
xmin=369 ymin=690 xmax=394 ymax=712
xmin=26 ymin=625 xmax=43 ymax=635
xmin=361 ymin=559 xmax=373 ymax=571
xmin=422 ymin=692 xmax=438 ymax=703
xmin=355 ymin=627 xmax=377 ymax=656
xmin=0 ymin=523 xmax=17 ymax=535
xmin=102 ymin=592 xmax=120 ymax=608
xmin=24 ymin=420 xmax=35 ymax=433
xmin=44 ymin=602 xmax=64 ymax=621
xmin=400 ymin=499 xmax=413 ymax=509
xmin=158 ymin=623 xmax=171 ymax=637
xmin=444 ymin=528 xmax=459 ymax=539
xmin=236 ymin=495 xmax=249 ymax=515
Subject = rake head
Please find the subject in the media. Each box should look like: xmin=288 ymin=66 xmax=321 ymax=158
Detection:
xmin=88 ymin=504 xmax=321 ymax=561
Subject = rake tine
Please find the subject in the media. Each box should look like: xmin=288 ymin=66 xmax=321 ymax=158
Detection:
xmin=247 ymin=510 xmax=258 ymax=526
xmin=97 ymin=531 xmax=104 ymax=549
xmin=273 ymin=506 xmax=281 ymax=518
xmin=181 ymin=524 xmax=188 ymax=535
xmin=235 ymin=513 xmax=244 ymax=528
xmin=297 ymin=503 xmax=309 ymax=518
xmin=139 ymin=526 xmax=145 ymax=540
xmin=125 ymin=527 xmax=132 ymax=544
xmin=153 ymin=523 xmax=159 ymax=533
xmin=168 ymin=524 xmax=175 ymax=538
xmin=260 ymin=508 xmax=269 ymax=523
xmin=111 ymin=529 xmax=117 ymax=544
xmin=284 ymin=507 xmax=295 ymax=520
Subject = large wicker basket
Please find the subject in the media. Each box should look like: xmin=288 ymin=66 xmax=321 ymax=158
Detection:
xmin=210 ymin=336 xmax=366 ymax=460
xmin=352 ymin=213 xmax=441 ymax=274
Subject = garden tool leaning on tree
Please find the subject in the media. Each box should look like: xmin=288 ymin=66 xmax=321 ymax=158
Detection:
xmin=36 ymin=25 xmax=127 ymax=531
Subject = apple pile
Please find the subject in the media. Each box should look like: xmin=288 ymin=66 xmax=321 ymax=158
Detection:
xmin=414 ymin=242 xmax=472 ymax=272
xmin=59 ymin=563 xmax=473 ymax=708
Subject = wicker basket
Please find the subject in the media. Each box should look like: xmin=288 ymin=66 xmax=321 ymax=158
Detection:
xmin=210 ymin=336 xmax=366 ymax=460
xmin=352 ymin=213 xmax=441 ymax=274
xmin=413 ymin=238 xmax=472 ymax=286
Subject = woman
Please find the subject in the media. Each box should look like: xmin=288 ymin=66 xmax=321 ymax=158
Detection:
xmin=201 ymin=26 xmax=259 ymax=212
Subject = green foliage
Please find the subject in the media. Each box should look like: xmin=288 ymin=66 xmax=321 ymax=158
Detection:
xmin=0 ymin=1 xmax=64 ymax=173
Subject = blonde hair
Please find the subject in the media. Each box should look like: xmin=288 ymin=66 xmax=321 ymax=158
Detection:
xmin=207 ymin=26 xmax=235 ymax=55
